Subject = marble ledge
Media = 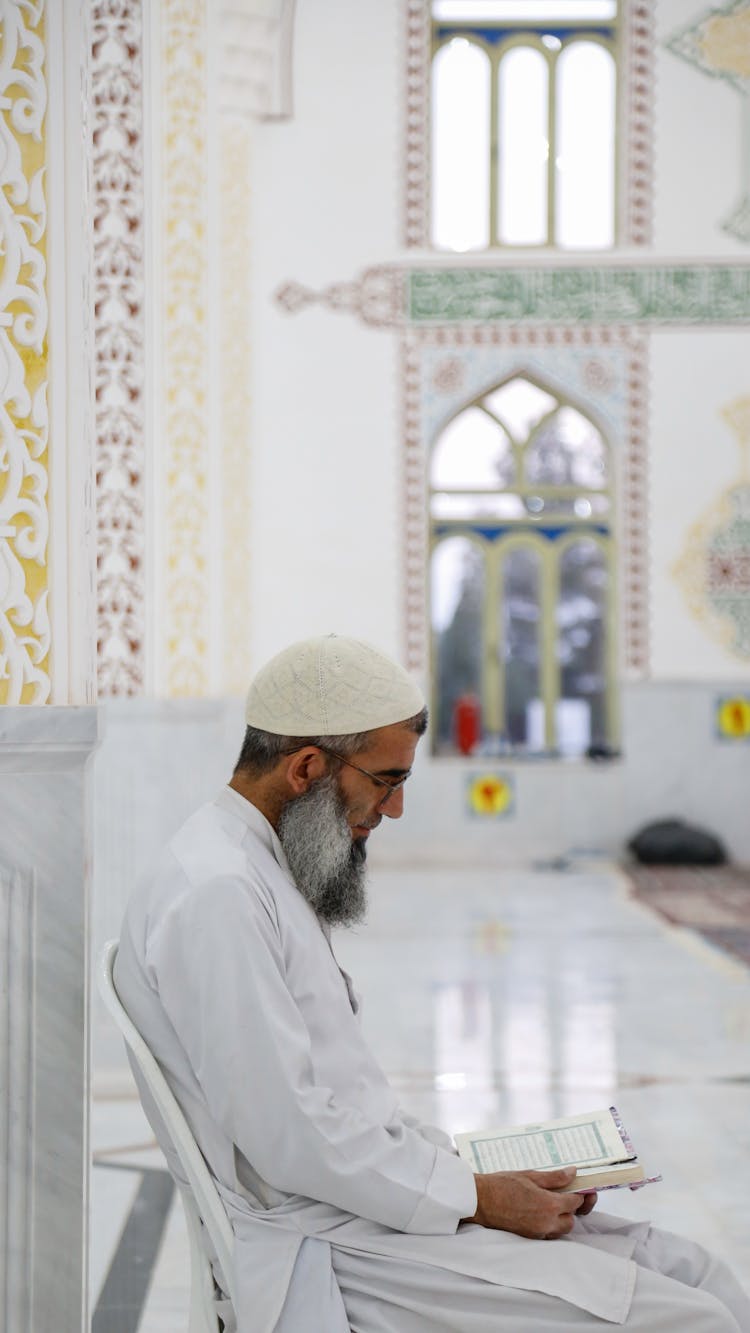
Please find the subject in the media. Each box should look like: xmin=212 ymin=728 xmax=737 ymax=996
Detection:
xmin=0 ymin=705 xmax=101 ymax=772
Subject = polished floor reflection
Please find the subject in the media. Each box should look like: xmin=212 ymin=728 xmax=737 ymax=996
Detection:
xmin=91 ymin=864 xmax=750 ymax=1329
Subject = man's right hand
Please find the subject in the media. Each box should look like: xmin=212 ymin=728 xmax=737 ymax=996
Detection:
xmin=462 ymin=1168 xmax=585 ymax=1239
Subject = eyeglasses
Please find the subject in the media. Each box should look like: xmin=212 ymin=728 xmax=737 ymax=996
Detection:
xmin=315 ymin=745 xmax=410 ymax=805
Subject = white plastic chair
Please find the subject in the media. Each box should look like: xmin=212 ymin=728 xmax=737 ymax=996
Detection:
xmin=97 ymin=940 xmax=236 ymax=1332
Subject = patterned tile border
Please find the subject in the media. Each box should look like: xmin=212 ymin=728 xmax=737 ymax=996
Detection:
xmin=91 ymin=0 xmax=146 ymax=698
xmin=276 ymin=262 xmax=750 ymax=328
xmin=621 ymin=1 xmax=656 ymax=247
xmin=404 ymin=0 xmax=430 ymax=249
xmin=402 ymin=0 xmax=655 ymax=249
xmin=408 ymin=264 xmax=750 ymax=324
xmin=401 ymin=325 xmax=650 ymax=677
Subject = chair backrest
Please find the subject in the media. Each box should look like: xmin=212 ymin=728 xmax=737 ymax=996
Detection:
xmin=97 ymin=940 xmax=236 ymax=1330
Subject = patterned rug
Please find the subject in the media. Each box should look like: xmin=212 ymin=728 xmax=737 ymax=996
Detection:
xmin=626 ymin=864 xmax=750 ymax=969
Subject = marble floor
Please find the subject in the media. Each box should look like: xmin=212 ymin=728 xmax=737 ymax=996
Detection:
xmin=91 ymin=863 xmax=750 ymax=1330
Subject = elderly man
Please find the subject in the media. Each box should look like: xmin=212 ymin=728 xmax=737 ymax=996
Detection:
xmin=116 ymin=635 xmax=749 ymax=1333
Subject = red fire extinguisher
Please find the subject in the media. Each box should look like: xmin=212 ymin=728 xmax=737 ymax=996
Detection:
xmin=454 ymin=693 xmax=481 ymax=756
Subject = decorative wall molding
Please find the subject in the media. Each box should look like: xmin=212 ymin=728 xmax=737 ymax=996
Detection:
xmin=276 ymin=262 xmax=750 ymax=328
xmin=621 ymin=1 xmax=656 ymax=247
xmin=0 ymin=0 xmax=51 ymax=705
xmin=401 ymin=326 xmax=650 ymax=677
xmin=161 ymin=0 xmax=211 ymax=697
xmin=215 ymin=0 xmax=296 ymax=120
xmin=0 ymin=863 xmax=35 ymax=1331
xmin=276 ymin=266 xmax=407 ymax=327
xmin=402 ymin=0 xmax=656 ymax=249
xmin=403 ymin=0 xmax=430 ymax=248
xmin=91 ymin=0 xmax=146 ymax=697
xmin=409 ymin=264 xmax=750 ymax=325
xmin=220 ymin=118 xmax=253 ymax=694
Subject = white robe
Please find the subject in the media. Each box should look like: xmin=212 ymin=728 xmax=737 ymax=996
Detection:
xmin=113 ymin=789 xmax=716 ymax=1332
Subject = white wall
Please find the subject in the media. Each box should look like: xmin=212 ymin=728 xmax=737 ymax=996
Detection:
xmin=249 ymin=0 xmax=405 ymax=668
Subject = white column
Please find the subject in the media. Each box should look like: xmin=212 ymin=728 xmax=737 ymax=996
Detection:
xmin=0 ymin=708 xmax=99 ymax=1333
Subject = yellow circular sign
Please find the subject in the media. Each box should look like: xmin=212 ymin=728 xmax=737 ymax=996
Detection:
xmin=468 ymin=773 xmax=513 ymax=816
xmin=718 ymin=697 xmax=750 ymax=738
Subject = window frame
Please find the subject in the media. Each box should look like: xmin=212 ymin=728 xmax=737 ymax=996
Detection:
xmin=428 ymin=373 xmax=619 ymax=755
xmin=429 ymin=8 xmax=621 ymax=250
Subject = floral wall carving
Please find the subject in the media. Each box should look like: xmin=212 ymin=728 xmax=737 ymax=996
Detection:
xmin=0 ymin=0 xmax=51 ymax=705
xmin=91 ymin=0 xmax=146 ymax=696
xmin=161 ymin=0 xmax=211 ymax=697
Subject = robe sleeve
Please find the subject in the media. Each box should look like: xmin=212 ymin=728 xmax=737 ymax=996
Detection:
xmin=146 ymin=873 xmax=477 ymax=1235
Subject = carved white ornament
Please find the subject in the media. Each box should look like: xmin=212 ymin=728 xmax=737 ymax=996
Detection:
xmin=215 ymin=0 xmax=295 ymax=119
xmin=163 ymin=0 xmax=211 ymax=696
xmin=220 ymin=118 xmax=253 ymax=693
xmin=92 ymin=0 xmax=146 ymax=696
xmin=0 ymin=0 xmax=51 ymax=705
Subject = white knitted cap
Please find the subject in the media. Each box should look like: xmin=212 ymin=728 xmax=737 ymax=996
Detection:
xmin=245 ymin=635 xmax=425 ymax=737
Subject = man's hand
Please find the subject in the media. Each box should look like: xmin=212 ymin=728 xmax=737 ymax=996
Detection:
xmin=462 ymin=1168 xmax=590 ymax=1239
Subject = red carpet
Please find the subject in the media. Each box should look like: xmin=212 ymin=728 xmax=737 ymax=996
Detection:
xmin=626 ymin=864 xmax=750 ymax=968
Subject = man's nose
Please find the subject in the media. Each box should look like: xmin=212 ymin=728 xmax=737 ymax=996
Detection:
xmin=380 ymin=786 xmax=405 ymax=819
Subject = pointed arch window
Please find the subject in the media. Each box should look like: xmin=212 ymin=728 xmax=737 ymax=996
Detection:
xmin=429 ymin=374 xmax=617 ymax=756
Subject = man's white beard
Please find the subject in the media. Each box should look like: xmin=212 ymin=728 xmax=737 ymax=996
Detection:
xmin=277 ymin=776 xmax=368 ymax=927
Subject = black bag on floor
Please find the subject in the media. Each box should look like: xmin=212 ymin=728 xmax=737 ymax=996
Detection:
xmin=627 ymin=818 xmax=727 ymax=866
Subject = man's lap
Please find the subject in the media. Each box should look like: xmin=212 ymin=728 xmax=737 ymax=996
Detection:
xmin=328 ymin=1222 xmax=749 ymax=1333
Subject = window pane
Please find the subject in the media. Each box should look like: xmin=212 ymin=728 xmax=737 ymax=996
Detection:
xmin=431 ymin=40 xmax=491 ymax=251
xmin=555 ymin=41 xmax=615 ymax=249
xmin=432 ymin=538 xmax=485 ymax=744
xmin=556 ymin=540 xmax=608 ymax=752
xmin=431 ymin=492 xmax=525 ymax=520
xmin=483 ymin=378 xmax=557 ymax=440
xmin=431 ymin=407 xmax=516 ymax=489
xmin=498 ymin=47 xmax=548 ymax=246
xmin=525 ymin=407 xmax=608 ymax=488
xmin=501 ymin=547 xmax=541 ymax=747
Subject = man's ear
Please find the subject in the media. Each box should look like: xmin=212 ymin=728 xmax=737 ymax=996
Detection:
xmin=284 ymin=746 xmax=328 ymax=796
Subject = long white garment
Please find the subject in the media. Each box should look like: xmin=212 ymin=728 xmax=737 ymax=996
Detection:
xmin=114 ymin=789 xmax=735 ymax=1333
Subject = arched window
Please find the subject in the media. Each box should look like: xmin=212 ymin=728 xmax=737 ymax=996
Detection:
xmin=430 ymin=2 xmax=617 ymax=250
xmin=429 ymin=375 xmax=617 ymax=756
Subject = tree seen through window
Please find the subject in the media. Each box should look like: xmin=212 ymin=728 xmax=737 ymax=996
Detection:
xmin=430 ymin=374 xmax=616 ymax=757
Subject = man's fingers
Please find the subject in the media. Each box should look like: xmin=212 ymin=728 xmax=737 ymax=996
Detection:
xmin=544 ymin=1213 xmax=578 ymax=1240
xmin=559 ymin=1190 xmax=586 ymax=1213
xmin=526 ymin=1167 xmax=577 ymax=1190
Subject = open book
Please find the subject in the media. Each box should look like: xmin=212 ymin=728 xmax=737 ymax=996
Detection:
xmin=455 ymin=1106 xmax=661 ymax=1194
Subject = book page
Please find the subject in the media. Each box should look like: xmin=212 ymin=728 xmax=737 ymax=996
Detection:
xmin=457 ymin=1108 xmax=634 ymax=1174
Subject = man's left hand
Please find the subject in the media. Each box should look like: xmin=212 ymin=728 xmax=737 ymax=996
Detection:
xmin=576 ymin=1192 xmax=598 ymax=1217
